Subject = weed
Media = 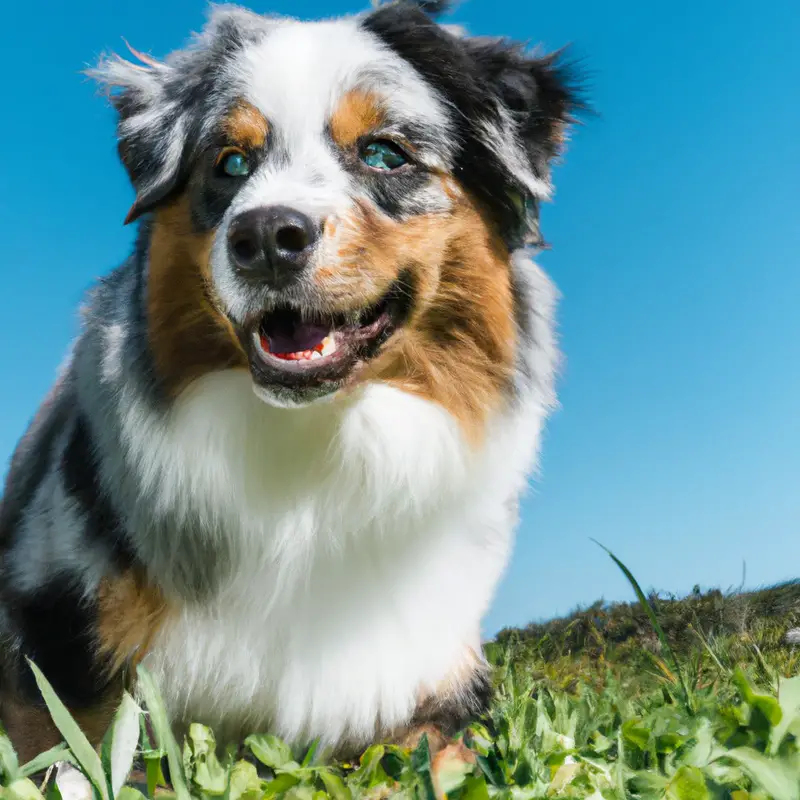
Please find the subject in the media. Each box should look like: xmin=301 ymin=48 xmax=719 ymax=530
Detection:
xmin=2 ymin=557 xmax=799 ymax=799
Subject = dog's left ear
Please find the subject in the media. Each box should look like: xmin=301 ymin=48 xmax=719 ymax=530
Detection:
xmin=465 ymin=37 xmax=583 ymax=182
xmin=460 ymin=37 xmax=584 ymax=245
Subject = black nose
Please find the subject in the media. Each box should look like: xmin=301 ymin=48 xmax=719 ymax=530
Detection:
xmin=227 ymin=206 xmax=319 ymax=288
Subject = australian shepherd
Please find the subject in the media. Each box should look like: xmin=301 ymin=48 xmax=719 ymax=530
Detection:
xmin=0 ymin=0 xmax=580 ymax=761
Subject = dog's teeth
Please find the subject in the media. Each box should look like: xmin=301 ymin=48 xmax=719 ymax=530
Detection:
xmin=321 ymin=335 xmax=338 ymax=357
xmin=311 ymin=351 xmax=322 ymax=360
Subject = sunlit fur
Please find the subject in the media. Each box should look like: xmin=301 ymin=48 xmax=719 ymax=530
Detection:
xmin=0 ymin=1 xmax=581 ymax=758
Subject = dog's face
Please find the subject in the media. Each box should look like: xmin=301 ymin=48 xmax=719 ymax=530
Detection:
xmin=96 ymin=2 xmax=578 ymax=427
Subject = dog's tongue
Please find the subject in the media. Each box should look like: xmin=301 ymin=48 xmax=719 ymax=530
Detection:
xmin=266 ymin=320 xmax=329 ymax=354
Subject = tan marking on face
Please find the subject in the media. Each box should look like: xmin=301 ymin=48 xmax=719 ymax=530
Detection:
xmin=96 ymin=571 xmax=170 ymax=676
xmin=440 ymin=176 xmax=463 ymax=203
xmin=316 ymin=186 xmax=517 ymax=442
xmin=329 ymin=89 xmax=386 ymax=148
xmin=223 ymin=100 xmax=269 ymax=150
xmin=324 ymin=215 xmax=339 ymax=237
xmin=148 ymin=195 xmax=247 ymax=396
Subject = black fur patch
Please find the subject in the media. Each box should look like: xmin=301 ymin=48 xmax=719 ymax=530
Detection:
xmin=62 ymin=415 xmax=136 ymax=570
xmin=325 ymin=118 xmax=441 ymax=221
xmin=0 ymin=388 xmax=71 ymax=553
xmin=126 ymin=228 xmax=175 ymax=408
xmin=186 ymin=126 xmax=271 ymax=233
xmin=6 ymin=577 xmax=109 ymax=709
xmin=361 ymin=165 xmax=433 ymax=220
xmin=412 ymin=667 xmax=493 ymax=736
xmin=362 ymin=2 xmax=582 ymax=243
xmin=363 ymin=6 xmax=515 ymax=233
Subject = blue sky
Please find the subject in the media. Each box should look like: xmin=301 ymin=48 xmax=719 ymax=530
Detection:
xmin=1 ymin=0 xmax=798 ymax=635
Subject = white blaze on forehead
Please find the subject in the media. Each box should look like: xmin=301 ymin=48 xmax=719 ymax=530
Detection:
xmin=212 ymin=16 xmax=456 ymax=323
xmin=227 ymin=17 xmax=452 ymax=154
xmin=232 ymin=139 xmax=351 ymax=221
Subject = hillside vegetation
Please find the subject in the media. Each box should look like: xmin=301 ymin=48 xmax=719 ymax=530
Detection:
xmin=493 ymin=578 xmax=800 ymax=698
xmin=2 ymin=559 xmax=800 ymax=799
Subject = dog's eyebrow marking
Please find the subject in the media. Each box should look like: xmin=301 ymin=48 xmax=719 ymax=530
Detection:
xmin=329 ymin=89 xmax=386 ymax=148
xmin=223 ymin=100 xmax=269 ymax=149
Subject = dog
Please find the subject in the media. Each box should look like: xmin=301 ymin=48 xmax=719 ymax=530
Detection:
xmin=0 ymin=0 xmax=580 ymax=762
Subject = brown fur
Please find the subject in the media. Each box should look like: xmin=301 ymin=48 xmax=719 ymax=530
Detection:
xmin=337 ymin=646 xmax=485 ymax=765
xmin=395 ymin=723 xmax=450 ymax=754
xmin=148 ymin=195 xmax=247 ymax=396
xmin=375 ymin=644 xmax=487 ymax=778
xmin=0 ymin=572 xmax=167 ymax=763
xmin=411 ymin=644 xmax=487 ymax=730
xmin=0 ymin=693 xmax=120 ymax=764
xmin=382 ymin=723 xmax=478 ymax=799
xmin=319 ymin=187 xmax=517 ymax=441
xmin=431 ymin=741 xmax=478 ymax=798
xmin=329 ymin=89 xmax=386 ymax=148
xmin=96 ymin=571 xmax=170 ymax=677
xmin=394 ymin=724 xmax=478 ymax=800
xmin=223 ymin=101 xmax=269 ymax=150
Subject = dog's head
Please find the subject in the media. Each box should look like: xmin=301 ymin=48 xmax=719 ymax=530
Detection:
xmin=94 ymin=1 xmax=580 ymax=431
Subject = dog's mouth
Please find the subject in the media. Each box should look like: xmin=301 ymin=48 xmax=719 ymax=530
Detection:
xmin=254 ymin=300 xmax=393 ymax=367
xmin=245 ymin=278 xmax=412 ymax=401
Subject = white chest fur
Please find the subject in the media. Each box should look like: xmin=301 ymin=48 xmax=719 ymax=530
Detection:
xmin=120 ymin=372 xmax=544 ymax=746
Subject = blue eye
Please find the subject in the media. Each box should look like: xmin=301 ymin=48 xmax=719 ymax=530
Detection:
xmin=361 ymin=140 xmax=409 ymax=171
xmin=220 ymin=150 xmax=250 ymax=177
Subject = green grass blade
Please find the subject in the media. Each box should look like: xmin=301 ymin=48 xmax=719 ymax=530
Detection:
xmin=5 ymin=777 xmax=47 ymax=800
xmin=409 ymin=735 xmax=436 ymax=800
xmin=135 ymin=665 xmax=190 ymax=800
xmin=109 ymin=694 xmax=143 ymax=797
xmin=591 ymin=540 xmax=695 ymax=714
xmin=26 ymin=659 xmax=110 ymax=800
xmin=115 ymin=789 xmax=147 ymax=800
xmin=722 ymin=747 xmax=800 ymax=800
xmin=1 ymin=728 xmax=21 ymax=783
xmin=300 ymin=740 xmax=319 ymax=768
xmin=142 ymin=752 xmax=166 ymax=799
xmin=769 ymin=675 xmax=800 ymax=755
xmin=688 ymin=624 xmax=729 ymax=677
xmin=18 ymin=745 xmax=71 ymax=780
xmin=44 ymin=778 xmax=63 ymax=800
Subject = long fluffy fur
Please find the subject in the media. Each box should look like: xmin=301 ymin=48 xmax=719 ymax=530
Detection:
xmin=0 ymin=0 xmax=580 ymax=760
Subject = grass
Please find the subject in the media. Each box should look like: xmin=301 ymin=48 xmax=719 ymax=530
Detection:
xmin=2 ymin=552 xmax=800 ymax=799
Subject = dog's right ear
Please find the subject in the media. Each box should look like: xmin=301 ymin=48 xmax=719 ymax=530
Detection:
xmin=90 ymin=47 xmax=190 ymax=224
xmin=90 ymin=6 xmax=270 ymax=224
